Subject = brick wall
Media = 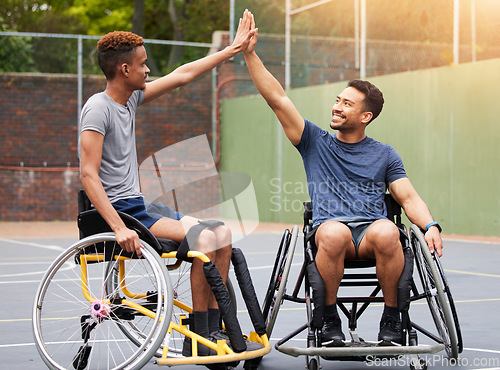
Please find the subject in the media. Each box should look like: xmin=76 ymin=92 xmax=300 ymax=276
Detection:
xmin=0 ymin=69 xmax=224 ymax=221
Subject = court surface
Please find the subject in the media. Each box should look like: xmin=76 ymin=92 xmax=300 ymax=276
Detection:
xmin=0 ymin=222 xmax=499 ymax=370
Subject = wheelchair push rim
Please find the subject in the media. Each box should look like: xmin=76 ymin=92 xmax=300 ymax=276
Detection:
xmin=32 ymin=232 xmax=173 ymax=370
xmin=263 ymin=225 xmax=299 ymax=337
xmin=410 ymin=224 xmax=460 ymax=359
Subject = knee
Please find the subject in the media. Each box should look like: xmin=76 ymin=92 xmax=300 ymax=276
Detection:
xmin=195 ymin=229 xmax=217 ymax=253
xmin=214 ymin=225 xmax=232 ymax=248
xmin=369 ymin=221 xmax=401 ymax=255
xmin=316 ymin=222 xmax=352 ymax=255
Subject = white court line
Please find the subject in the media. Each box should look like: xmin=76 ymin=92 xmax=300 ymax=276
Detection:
xmin=0 ymin=339 xmax=129 ymax=348
xmin=0 ymin=239 xmax=68 ymax=279
xmin=0 ymin=261 xmax=76 ymax=278
xmin=1 ymin=340 xmax=500 ymax=356
xmin=0 ymin=237 xmax=65 ymax=252
xmin=0 ymin=263 xmax=303 ymax=284
xmin=464 ymin=347 xmax=500 ymax=354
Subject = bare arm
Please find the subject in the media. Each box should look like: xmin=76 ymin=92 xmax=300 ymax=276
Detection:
xmin=79 ymin=130 xmax=143 ymax=257
xmin=242 ymin=21 xmax=304 ymax=145
xmin=389 ymin=177 xmax=443 ymax=256
xmin=143 ymin=10 xmax=256 ymax=104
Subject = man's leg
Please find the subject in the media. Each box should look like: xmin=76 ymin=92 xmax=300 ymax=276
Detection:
xmin=150 ymin=216 xmax=232 ymax=349
xmin=315 ymin=221 xmax=356 ymax=345
xmin=357 ymin=219 xmax=404 ymax=342
xmin=357 ymin=219 xmax=404 ymax=307
xmin=315 ymin=220 xmax=356 ymax=305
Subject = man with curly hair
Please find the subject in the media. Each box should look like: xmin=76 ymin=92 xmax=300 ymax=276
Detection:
xmin=79 ymin=10 xmax=257 ymax=356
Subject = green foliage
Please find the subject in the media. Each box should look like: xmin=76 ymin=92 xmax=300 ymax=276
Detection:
xmin=0 ymin=19 xmax=36 ymax=72
xmin=66 ymin=0 xmax=134 ymax=35
xmin=0 ymin=0 xmax=232 ymax=74
xmin=0 ymin=1 xmax=86 ymax=33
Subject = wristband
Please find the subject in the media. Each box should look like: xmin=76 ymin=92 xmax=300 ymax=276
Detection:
xmin=425 ymin=221 xmax=442 ymax=233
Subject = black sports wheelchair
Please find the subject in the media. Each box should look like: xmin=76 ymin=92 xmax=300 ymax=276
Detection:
xmin=262 ymin=194 xmax=462 ymax=370
xmin=32 ymin=190 xmax=271 ymax=370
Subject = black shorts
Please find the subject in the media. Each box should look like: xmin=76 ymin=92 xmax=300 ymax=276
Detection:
xmin=308 ymin=220 xmax=374 ymax=259
xmin=112 ymin=197 xmax=185 ymax=229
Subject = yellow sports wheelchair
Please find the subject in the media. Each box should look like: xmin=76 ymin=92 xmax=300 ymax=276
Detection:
xmin=32 ymin=191 xmax=270 ymax=369
xmin=262 ymin=194 xmax=462 ymax=370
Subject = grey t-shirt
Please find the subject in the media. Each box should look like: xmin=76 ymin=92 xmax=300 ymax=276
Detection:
xmin=79 ymin=90 xmax=145 ymax=203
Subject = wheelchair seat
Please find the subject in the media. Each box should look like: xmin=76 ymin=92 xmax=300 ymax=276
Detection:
xmin=303 ymin=193 xmax=405 ymax=268
xmin=77 ymin=190 xmax=179 ymax=255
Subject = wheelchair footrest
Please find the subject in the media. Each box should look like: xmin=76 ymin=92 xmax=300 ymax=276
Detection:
xmin=275 ymin=341 xmax=445 ymax=358
xmin=156 ymin=337 xmax=271 ymax=366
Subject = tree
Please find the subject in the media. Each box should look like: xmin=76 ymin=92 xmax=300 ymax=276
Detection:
xmin=143 ymin=0 xmax=230 ymax=71
xmin=0 ymin=0 xmax=236 ymax=74
xmin=0 ymin=18 xmax=36 ymax=72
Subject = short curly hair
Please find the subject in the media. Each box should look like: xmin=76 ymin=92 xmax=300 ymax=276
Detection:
xmin=97 ymin=31 xmax=144 ymax=80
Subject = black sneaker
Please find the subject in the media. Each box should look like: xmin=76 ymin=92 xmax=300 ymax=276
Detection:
xmin=182 ymin=336 xmax=217 ymax=357
xmin=377 ymin=315 xmax=402 ymax=344
xmin=321 ymin=316 xmax=345 ymax=346
xmin=209 ymin=329 xmax=264 ymax=352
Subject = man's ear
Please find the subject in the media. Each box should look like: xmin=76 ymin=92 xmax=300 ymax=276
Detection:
xmin=120 ymin=63 xmax=129 ymax=77
xmin=361 ymin=111 xmax=373 ymax=124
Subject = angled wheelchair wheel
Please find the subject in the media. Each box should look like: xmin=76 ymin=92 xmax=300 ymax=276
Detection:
xmin=262 ymin=225 xmax=299 ymax=337
xmin=410 ymin=225 xmax=460 ymax=359
xmin=32 ymin=233 xmax=173 ymax=370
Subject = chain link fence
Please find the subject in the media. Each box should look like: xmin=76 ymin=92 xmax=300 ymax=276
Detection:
xmin=231 ymin=0 xmax=500 ymax=88
xmin=3 ymin=0 xmax=500 ymax=89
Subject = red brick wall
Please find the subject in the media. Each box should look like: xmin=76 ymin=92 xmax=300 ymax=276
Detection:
xmin=0 ymin=70 xmax=222 ymax=221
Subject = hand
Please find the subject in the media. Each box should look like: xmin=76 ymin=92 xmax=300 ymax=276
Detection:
xmin=230 ymin=9 xmax=257 ymax=54
xmin=424 ymin=226 xmax=443 ymax=257
xmin=115 ymin=227 xmax=144 ymax=258
xmin=242 ymin=12 xmax=258 ymax=55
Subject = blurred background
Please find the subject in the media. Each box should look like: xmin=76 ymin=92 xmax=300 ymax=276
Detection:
xmin=1 ymin=0 xmax=499 ymax=237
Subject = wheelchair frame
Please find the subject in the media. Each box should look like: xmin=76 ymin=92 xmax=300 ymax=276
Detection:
xmin=32 ymin=191 xmax=271 ymax=369
xmin=262 ymin=195 xmax=462 ymax=370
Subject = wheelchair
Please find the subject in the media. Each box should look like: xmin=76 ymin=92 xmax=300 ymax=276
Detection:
xmin=32 ymin=190 xmax=271 ymax=369
xmin=262 ymin=194 xmax=462 ymax=370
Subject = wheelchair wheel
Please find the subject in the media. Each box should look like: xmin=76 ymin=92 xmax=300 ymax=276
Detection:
xmin=32 ymin=233 xmax=173 ymax=370
xmin=410 ymin=225 xmax=459 ymax=359
xmin=262 ymin=225 xmax=299 ymax=337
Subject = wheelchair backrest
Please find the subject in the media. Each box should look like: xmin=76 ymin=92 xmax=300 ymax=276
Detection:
xmin=78 ymin=189 xmax=92 ymax=214
xmin=76 ymin=190 xmax=163 ymax=254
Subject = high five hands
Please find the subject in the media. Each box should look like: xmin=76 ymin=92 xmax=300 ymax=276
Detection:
xmin=232 ymin=9 xmax=258 ymax=54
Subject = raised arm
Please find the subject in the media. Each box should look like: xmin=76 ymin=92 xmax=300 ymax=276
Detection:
xmin=389 ymin=177 xmax=443 ymax=256
xmin=242 ymin=18 xmax=304 ymax=145
xmin=143 ymin=10 xmax=256 ymax=103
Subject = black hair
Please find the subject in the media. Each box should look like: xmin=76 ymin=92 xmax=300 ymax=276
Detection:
xmin=347 ymin=79 xmax=384 ymax=123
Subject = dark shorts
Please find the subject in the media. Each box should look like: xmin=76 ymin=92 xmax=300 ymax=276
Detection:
xmin=112 ymin=197 xmax=185 ymax=229
xmin=309 ymin=220 xmax=375 ymax=259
